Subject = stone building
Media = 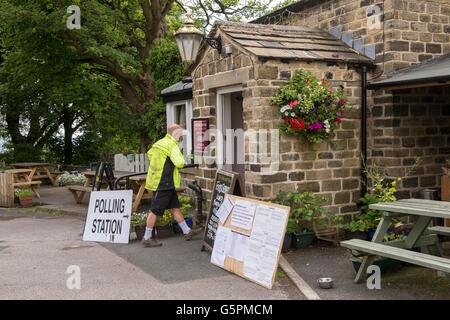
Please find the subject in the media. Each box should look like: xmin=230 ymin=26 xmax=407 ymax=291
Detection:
xmin=163 ymin=0 xmax=450 ymax=223
xmin=255 ymin=0 xmax=450 ymax=201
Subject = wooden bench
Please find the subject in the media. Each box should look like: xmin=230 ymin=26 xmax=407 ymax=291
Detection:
xmin=67 ymin=185 xmax=92 ymax=204
xmin=12 ymin=179 xmax=42 ymax=199
xmin=341 ymin=239 xmax=450 ymax=274
xmin=428 ymin=226 xmax=450 ymax=237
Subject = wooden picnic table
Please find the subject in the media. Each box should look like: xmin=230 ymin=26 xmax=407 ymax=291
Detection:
xmin=68 ymin=170 xmax=185 ymax=212
xmin=10 ymin=162 xmax=57 ymax=186
xmin=5 ymin=169 xmax=42 ymax=198
xmin=341 ymin=198 xmax=450 ymax=283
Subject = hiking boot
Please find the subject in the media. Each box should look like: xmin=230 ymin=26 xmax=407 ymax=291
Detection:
xmin=184 ymin=227 xmax=203 ymax=241
xmin=142 ymin=238 xmax=162 ymax=248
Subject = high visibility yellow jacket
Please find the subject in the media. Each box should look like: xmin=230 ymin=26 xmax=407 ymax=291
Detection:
xmin=145 ymin=134 xmax=185 ymax=191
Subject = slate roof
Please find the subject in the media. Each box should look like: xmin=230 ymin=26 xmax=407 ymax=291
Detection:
xmin=194 ymin=21 xmax=373 ymax=67
xmin=160 ymin=78 xmax=192 ymax=97
xmin=368 ymin=54 xmax=450 ymax=89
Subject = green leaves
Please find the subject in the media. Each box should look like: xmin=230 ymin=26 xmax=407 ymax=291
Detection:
xmin=274 ymin=191 xmax=326 ymax=234
xmin=271 ymin=69 xmax=347 ymax=144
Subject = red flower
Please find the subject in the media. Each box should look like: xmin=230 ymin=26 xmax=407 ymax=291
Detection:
xmin=339 ymin=109 xmax=345 ymax=115
xmin=284 ymin=117 xmax=289 ymax=124
xmin=299 ymin=119 xmax=306 ymax=129
xmin=335 ymin=117 xmax=342 ymax=123
xmin=289 ymin=118 xmax=306 ymax=130
xmin=338 ymin=99 xmax=346 ymax=105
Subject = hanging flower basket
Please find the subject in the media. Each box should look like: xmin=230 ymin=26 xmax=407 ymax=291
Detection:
xmin=271 ymin=70 xmax=347 ymax=144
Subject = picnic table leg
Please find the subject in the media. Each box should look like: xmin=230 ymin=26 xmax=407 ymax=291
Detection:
xmin=27 ymin=168 xmax=37 ymax=182
xmin=354 ymin=215 xmax=392 ymax=283
xmin=44 ymin=167 xmax=57 ymax=186
xmin=133 ymin=183 xmax=146 ymax=213
xmin=69 ymin=189 xmax=85 ymax=204
xmin=32 ymin=187 xmax=41 ymax=199
xmin=404 ymin=216 xmax=432 ymax=249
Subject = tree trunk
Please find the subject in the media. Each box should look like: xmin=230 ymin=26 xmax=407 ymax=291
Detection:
xmin=63 ymin=113 xmax=74 ymax=164
xmin=140 ymin=135 xmax=151 ymax=153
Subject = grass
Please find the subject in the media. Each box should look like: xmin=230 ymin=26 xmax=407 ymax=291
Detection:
xmin=276 ymin=268 xmax=286 ymax=279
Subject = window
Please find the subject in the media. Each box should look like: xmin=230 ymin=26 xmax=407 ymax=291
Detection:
xmin=166 ymin=100 xmax=193 ymax=161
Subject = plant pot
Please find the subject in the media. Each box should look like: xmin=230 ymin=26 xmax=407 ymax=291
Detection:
xmin=155 ymin=224 xmax=174 ymax=238
xmin=351 ymin=257 xmax=402 ymax=274
xmin=19 ymin=195 xmax=33 ymax=208
xmin=134 ymin=225 xmax=147 ymax=241
xmin=173 ymin=217 xmax=193 ymax=234
xmin=282 ymin=233 xmax=292 ymax=253
xmin=346 ymin=231 xmax=369 ymax=241
xmin=293 ymin=231 xmax=315 ymax=249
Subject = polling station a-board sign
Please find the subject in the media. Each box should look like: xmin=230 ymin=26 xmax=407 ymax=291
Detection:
xmin=210 ymin=194 xmax=290 ymax=289
xmin=82 ymin=190 xmax=132 ymax=244
xmin=202 ymin=170 xmax=244 ymax=252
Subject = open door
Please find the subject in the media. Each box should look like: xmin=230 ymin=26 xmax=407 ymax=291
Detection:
xmin=217 ymin=87 xmax=245 ymax=184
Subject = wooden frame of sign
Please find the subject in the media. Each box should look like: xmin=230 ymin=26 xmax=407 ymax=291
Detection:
xmin=210 ymin=194 xmax=290 ymax=289
xmin=201 ymin=169 xmax=245 ymax=252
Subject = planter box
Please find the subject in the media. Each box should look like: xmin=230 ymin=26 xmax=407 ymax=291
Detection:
xmin=292 ymin=231 xmax=315 ymax=249
xmin=19 ymin=195 xmax=33 ymax=208
xmin=173 ymin=217 xmax=193 ymax=234
xmin=155 ymin=224 xmax=174 ymax=238
xmin=282 ymin=233 xmax=292 ymax=253
xmin=134 ymin=225 xmax=146 ymax=241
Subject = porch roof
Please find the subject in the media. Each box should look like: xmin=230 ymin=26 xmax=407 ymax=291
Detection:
xmin=216 ymin=21 xmax=373 ymax=65
xmin=368 ymin=54 xmax=450 ymax=90
xmin=188 ymin=21 xmax=373 ymax=73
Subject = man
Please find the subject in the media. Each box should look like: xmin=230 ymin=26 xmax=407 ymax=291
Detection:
xmin=142 ymin=124 xmax=202 ymax=247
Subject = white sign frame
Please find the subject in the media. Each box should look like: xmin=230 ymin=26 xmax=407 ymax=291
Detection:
xmin=82 ymin=190 xmax=133 ymax=244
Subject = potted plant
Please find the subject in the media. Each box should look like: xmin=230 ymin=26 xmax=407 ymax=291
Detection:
xmin=15 ymin=188 xmax=33 ymax=208
xmin=283 ymin=218 xmax=297 ymax=253
xmin=274 ymin=191 xmax=325 ymax=249
xmin=155 ymin=210 xmax=174 ymax=238
xmin=131 ymin=212 xmax=148 ymax=241
xmin=172 ymin=195 xmax=193 ymax=234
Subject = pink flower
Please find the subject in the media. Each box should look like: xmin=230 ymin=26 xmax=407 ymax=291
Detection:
xmin=328 ymin=87 xmax=333 ymax=93
xmin=293 ymin=100 xmax=298 ymax=106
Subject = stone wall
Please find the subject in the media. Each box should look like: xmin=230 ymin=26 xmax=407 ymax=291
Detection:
xmin=370 ymin=85 xmax=450 ymax=198
xmin=276 ymin=0 xmax=450 ymax=73
xmin=244 ymin=60 xmax=364 ymax=218
xmin=274 ymin=0 xmax=450 ymax=202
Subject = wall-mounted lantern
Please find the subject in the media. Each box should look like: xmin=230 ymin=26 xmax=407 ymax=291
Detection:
xmin=175 ymin=14 xmax=222 ymax=64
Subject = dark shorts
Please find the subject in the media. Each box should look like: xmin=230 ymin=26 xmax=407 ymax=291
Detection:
xmin=150 ymin=189 xmax=180 ymax=216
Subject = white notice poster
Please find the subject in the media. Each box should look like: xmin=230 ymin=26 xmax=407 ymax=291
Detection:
xmin=243 ymin=204 xmax=289 ymax=288
xmin=225 ymin=231 xmax=249 ymax=262
xmin=211 ymin=226 xmax=232 ymax=267
xmin=230 ymin=199 xmax=257 ymax=230
xmin=216 ymin=196 xmax=234 ymax=224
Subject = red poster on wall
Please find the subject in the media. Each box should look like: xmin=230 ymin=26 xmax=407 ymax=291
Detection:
xmin=192 ymin=118 xmax=210 ymax=153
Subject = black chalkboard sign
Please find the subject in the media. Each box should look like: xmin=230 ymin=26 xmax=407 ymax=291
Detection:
xmin=202 ymin=170 xmax=244 ymax=252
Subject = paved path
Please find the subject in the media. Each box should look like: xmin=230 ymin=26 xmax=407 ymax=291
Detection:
xmin=285 ymin=242 xmax=450 ymax=300
xmin=0 ymin=210 xmax=302 ymax=300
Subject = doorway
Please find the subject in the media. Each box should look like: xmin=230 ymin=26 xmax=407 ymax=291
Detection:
xmin=217 ymin=87 xmax=245 ymax=183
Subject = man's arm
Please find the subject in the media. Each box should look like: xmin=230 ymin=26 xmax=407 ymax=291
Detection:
xmin=169 ymin=145 xmax=185 ymax=169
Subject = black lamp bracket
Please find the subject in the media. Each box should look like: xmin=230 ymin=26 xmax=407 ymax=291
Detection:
xmin=204 ymin=36 xmax=222 ymax=54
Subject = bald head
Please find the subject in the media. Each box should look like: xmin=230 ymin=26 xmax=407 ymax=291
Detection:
xmin=168 ymin=124 xmax=183 ymax=141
